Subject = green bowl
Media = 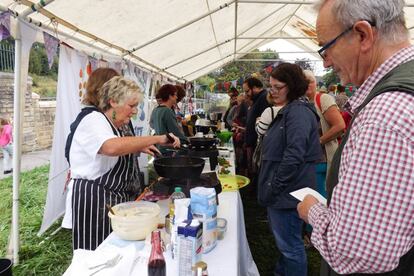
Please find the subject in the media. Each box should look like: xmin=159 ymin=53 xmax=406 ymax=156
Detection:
xmin=216 ymin=131 xmax=233 ymax=143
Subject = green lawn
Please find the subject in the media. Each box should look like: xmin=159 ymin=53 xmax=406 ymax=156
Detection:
xmin=0 ymin=165 xmax=72 ymax=275
xmin=239 ymin=187 xmax=321 ymax=275
xmin=30 ymin=74 xmax=57 ymax=98
xmin=0 ymin=165 xmax=321 ymax=275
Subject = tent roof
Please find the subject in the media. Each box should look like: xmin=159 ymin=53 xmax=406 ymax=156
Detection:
xmin=2 ymin=0 xmax=414 ymax=81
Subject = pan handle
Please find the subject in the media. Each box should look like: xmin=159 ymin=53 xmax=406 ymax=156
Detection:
xmin=165 ymin=133 xmax=175 ymax=143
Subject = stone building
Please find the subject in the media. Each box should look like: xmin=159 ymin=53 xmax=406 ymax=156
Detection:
xmin=0 ymin=72 xmax=55 ymax=156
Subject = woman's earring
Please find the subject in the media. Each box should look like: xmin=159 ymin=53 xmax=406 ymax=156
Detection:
xmin=112 ymin=110 xmax=116 ymax=120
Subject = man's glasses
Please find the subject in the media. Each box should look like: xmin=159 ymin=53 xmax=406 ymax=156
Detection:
xmin=317 ymin=26 xmax=353 ymax=60
xmin=318 ymin=21 xmax=375 ymax=60
xmin=270 ymin=84 xmax=286 ymax=93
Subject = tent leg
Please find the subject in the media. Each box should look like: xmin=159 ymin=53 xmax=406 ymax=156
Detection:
xmin=6 ymin=230 xmax=13 ymax=260
xmin=12 ymin=19 xmax=23 ymax=265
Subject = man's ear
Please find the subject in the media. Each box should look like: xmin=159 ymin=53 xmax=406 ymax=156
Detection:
xmin=354 ymin=21 xmax=375 ymax=53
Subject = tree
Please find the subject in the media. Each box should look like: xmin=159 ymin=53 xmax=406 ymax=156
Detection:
xmin=294 ymin=58 xmax=314 ymax=71
xmin=322 ymin=69 xmax=340 ymax=87
xmin=195 ymin=49 xmax=279 ymax=93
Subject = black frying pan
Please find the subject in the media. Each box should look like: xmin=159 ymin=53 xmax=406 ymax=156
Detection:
xmin=189 ymin=137 xmax=218 ymax=148
xmin=153 ymin=156 xmax=205 ymax=179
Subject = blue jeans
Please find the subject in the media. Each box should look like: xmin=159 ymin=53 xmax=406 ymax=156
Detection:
xmin=267 ymin=208 xmax=307 ymax=276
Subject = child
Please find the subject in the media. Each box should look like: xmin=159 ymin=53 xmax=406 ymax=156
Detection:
xmin=0 ymin=118 xmax=13 ymax=174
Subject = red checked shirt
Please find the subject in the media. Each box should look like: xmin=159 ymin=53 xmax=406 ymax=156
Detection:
xmin=309 ymin=46 xmax=414 ymax=274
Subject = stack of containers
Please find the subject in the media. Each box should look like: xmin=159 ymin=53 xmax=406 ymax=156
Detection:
xmin=177 ymin=219 xmax=203 ymax=276
xmin=189 ymin=187 xmax=217 ymax=253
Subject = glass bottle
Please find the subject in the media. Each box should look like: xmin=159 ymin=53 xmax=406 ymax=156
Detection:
xmin=148 ymin=230 xmax=166 ymax=276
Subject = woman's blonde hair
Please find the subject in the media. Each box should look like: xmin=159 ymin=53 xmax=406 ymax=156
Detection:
xmin=97 ymin=76 xmax=143 ymax=111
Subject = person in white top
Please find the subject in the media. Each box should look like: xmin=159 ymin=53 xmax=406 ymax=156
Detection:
xmin=67 ymin=74 xmax=180 ymax=250
xmin=255 ymin=92 xmax=284 ymax=136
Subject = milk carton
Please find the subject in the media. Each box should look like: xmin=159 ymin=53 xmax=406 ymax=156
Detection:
xmin=190 ymin=187 xmax=217 ymax=253
xmin=177 ymin=220 xmax=203 ymax=276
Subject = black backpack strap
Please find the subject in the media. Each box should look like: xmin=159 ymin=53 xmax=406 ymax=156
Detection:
xmin=65 ymin=107 xmax=107 ymax=165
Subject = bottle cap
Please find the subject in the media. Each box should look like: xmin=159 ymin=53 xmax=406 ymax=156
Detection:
xmin=175 ymin=187 xmax=182 ymax=193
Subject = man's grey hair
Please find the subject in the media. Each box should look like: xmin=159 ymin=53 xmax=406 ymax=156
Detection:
xmin=314 ymin=0 xmax=408 ymax=44
xmin=303 ymin=69 xmax=316 ymax=82
xmin=98 ymin=76 xmax=143 ymax=112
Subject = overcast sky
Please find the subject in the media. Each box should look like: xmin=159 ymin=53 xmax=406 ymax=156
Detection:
xmin=259 ymin=40 xmax=326 ymax=76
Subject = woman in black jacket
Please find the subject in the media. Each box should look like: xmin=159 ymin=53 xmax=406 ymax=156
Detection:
xmin=258 ymin=63 xmax=321 ymax=276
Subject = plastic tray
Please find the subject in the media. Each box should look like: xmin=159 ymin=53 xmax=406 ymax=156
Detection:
xmin=218 ymin=174 xmax=250 ymax=191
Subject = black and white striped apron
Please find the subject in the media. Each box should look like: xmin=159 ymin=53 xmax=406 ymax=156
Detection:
xmin=71 ymin=118 xmax=141 ymax=250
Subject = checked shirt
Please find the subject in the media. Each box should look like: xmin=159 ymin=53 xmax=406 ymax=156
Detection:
xmin=308 ymin=46 xmax=414 ymax=274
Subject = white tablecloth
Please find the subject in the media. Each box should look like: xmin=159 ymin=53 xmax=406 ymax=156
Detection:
xmin=64 ymin=191 xmax=259 ymax=276
xmin=64 ymin=142 xmax=259 ymax=275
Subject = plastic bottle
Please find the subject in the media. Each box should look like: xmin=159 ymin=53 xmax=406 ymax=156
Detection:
xmin=148 ymin=230 xmax=166 ymax=276
xmin=169 ymin=187 xmax=186 ymax=232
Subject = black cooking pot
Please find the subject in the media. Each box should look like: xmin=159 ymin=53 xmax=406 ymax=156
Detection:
xmin=153 ymin=156 xmax=205 ymax=179
xmin=195 ymin=125 xmax=217 ymax=135
xmin=189 ymin=137 xmax=218 ymax=148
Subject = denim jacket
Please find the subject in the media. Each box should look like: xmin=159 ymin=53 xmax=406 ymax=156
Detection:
xmin=257 ymin=99 xmax=321 ymax=208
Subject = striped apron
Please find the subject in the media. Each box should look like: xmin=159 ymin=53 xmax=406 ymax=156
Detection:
xmin=71 ymin=119 xmax=141 ymax=250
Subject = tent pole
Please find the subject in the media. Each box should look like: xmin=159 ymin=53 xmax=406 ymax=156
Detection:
xmin=236 ymin=58 xmax=322 ymax=62
xmin=12 ymin=19 xmax=23 ymax=265
xmin=238 ymin=36 xmax=316 ymax=39
xmin=233 ymin=0 xmax=238 ymax=60
xmin=13 ymin=2 xmax=183 ymax=81
xmin=163 ymin=2 xmax=289 ymax=70
xmin=127 ymin=0 xmax=235 ymax=53
xmin=182 ymin=54 xmax=232 ymax=79
xmin=237 ymin=51 xmax=317 ymax=54
xmin=237 ymin=13 xmax=291 ymax=53
xmin=238 ymin=2 xmax=302 ymax=53
xmin=163 ymin=39 xmax=232 ymax=71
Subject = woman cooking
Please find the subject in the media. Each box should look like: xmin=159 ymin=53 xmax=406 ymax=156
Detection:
xmin=150 ymin=84 xmax=188 ymax=153
xmin=68 ymin=76 xmax=180 ymax=250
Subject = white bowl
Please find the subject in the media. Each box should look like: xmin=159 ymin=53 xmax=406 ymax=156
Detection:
xmin=108 ymin=201 xmax=160 ymax=240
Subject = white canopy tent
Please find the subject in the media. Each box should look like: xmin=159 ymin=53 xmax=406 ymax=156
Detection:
xmin=2 ymin=0 xmax=414 ymax=264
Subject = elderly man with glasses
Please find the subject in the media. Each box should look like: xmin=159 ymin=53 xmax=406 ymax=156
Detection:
xmin=297 ymin=0 xmax=414 ymax=275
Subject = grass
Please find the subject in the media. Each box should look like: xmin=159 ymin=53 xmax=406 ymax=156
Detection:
xmin=0 ymin=165 xmax=321 ymax=275
xmin=30 ymin=74 xmax=57 ymax=98
xmin=0 ymin=165 xmax=72 ymax=275
xmin=239 ymin=186 xmax=321 ymax=276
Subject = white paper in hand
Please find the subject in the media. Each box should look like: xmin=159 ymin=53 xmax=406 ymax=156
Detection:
xmin=290 ymin=187 xmax=327 ymax=206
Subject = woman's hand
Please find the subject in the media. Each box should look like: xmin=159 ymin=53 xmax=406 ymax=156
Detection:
xmin=141 ymin=145 xmax=160 ymax=156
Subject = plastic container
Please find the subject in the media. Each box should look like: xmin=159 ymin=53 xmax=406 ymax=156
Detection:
xmin=169 ymin=187 xmax=187 ymax=231
xmin=108 ymin=201 xmax=160 ymax=240
xmin=0 ymin=258 xmax=12 ymax=276
xmin=190 ymin=187 xmax=217 ymax=253
xmin=216 ymin=218 xmax=227 ymax=240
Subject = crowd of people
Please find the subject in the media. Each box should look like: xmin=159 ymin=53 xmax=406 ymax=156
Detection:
xmin=15 ymin=0 xmax=411 ymax=274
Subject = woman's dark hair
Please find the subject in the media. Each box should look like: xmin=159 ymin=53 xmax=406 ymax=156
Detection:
xmin=156 ymin=84 xmax=178 ymax=102
xmin=175 ymin=85 xmax=186 ymax=103
xmin=243 ymin=77 xmax=263 ymax=89
xmin=270 ymin=63 xmax=309 ymax=102
xmin=83 ymin=68 xmax=119 ymax=106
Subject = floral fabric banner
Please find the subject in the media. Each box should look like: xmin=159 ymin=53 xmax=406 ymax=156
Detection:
xmin=0 ymin=11 xmax=11 ymax=41
xmin=43 ymin=32 xmax=59 ymax=68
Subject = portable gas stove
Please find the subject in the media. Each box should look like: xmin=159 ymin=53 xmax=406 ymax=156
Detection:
xmin=152 ymin=172 xmax=222 ymax=200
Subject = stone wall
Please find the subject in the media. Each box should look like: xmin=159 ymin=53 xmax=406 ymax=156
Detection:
xmin=0 ymin=72 xmax=55 ymax=156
